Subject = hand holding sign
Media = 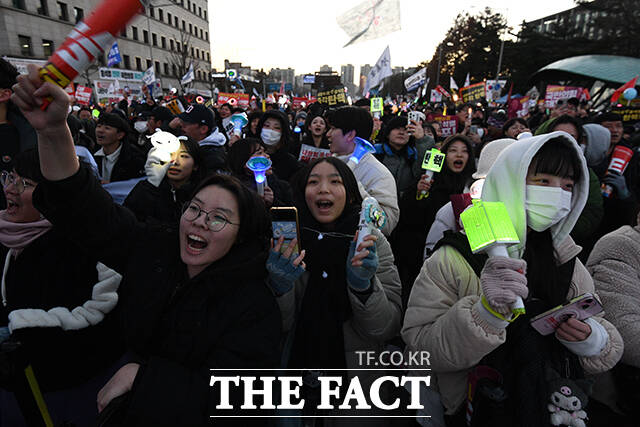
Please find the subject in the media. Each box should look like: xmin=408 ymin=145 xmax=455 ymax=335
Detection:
xmin=416 ymin=148 xmax=445 ymax=200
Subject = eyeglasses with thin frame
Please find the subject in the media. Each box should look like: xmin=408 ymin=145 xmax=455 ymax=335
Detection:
xmin=0 ymin=171 xmax=35 ymax=194
xmin=181 ymin=202 xmax=239 ymax=232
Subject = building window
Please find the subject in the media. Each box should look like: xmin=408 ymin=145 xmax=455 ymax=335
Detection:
xmin=146 ymin=59 xmax=152 ymax=69
xmin=135 ymin=57 xmax=142 ymax=71
xmin=18 ymin=35 xmax=33 ymax=56
xmin=120 ymin=28 xmax=127 ymax=38
xmin=164 ymin=63 xmax=169 ymax=75
xmin=206 ymin=52 xmax=210 ymax=62
xmin=143 ymin=30 xmax=149 ymax=43
xmin=132 ymin=26 xmax=138 ymax=40
xmin=187 ymin=0 xmax=190 ymax=10
xmin=37 ymin=0 xmax=49 ymax=16
xmin=152 ymin=33 xmax=157 ymax=46
xmin=174 ymin=16 xmax=178 ymax=26
xmin=189 ymin=23 xmax=192 ymax=34
xmin=182 ymin=20 xmax=186 ymax=30
xmin=161 ymin=36 xmax=166 ymax=49
xmin=200 ymin=28 xmax=203 ymax=39
xmin=57 ymin=2 xmax=69 ymax=21
xmin=12 ymin=0 xmax=25 ymax=10
xmin=176 ymin=41 xmax=180 ymax=52
xmin=42 ymin=39 xmax=54 ymax=57
xmin=158 ymin=9 xmax=163 ymax=21
xmin=150 ymin=7 xmax=155 ymax=18
xmin=173 ymin=65 xmax=177 ymax=77
xmin=170 ymin=39 xmax=174 ymax=50
xmin=155 ymin=61 xmax=160 ymax=74
xmin=74 ymin=7 xmax=83 ymax=23
xmin=123 ymin=55 xmax=130 ymax=69
xmin=191 ymin=47 xmax=194 ymax=57
xmin=167 ymin=12 xmax=172 ymax=24
xmin=198 ymin=6 xmax=202 ymax=17
xmin=205 ymin=31 xmax=208 ymax=41
xmin=204 ymin=10 xmax=207 ymax=20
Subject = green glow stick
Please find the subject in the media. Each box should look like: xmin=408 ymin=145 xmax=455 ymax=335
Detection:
xmin=417 ymin=149 xmax=445 ymax=199
xmin=460 ymin=199 xmax=525 ymax=316
xmin=370 ymin=97 xmax=383 ymax=118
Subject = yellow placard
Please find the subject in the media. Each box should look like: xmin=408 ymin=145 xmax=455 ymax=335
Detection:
xmin=421 ymin=148 xmax=445 ymax=172
xmin=460 ymin=200 xmax=519 ymax=253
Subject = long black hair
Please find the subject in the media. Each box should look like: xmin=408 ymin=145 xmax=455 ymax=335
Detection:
xmin=257 ymin=110 xmax=292 ymax=150
xmin=292 ymin=157 xmax=363 ymax=230
xmin=432 ymin=134 xmax=476 ymax=195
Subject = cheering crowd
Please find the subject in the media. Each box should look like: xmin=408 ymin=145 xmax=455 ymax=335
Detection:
xmin=0 ymin=57 xmax=638 ymax=426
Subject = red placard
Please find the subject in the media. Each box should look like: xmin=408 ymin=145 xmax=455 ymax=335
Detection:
xmin=434 ymin=115 xmax=457 ymax=137
xmin=292 ymin=97 xmax=317 ymax=109
xmin=217 ymin=92 xmax=250 ymax=108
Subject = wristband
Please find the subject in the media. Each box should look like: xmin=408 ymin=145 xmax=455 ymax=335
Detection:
xmin=481 ymin=295 xmax=522 ymax=323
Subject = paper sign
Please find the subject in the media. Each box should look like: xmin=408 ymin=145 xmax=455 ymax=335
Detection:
xmin=460 ymin=200 xmax=520 ymax=253
xmin=544 ymin=85 xmax=583 ymax=108
xmin=430 ymin=89 xmax=442 ymax=103
xmin=421 ymin=148 xmax=445 ymax=172
xmin=612 ymin=107 xmax=640 ymax=123
xmin=316 ymin=87 xmax=347 ymax=106
xmin=74 ymin=85 xmax=93 ymax=105
xmin=65 ymin=83 xmax=75 ymax=97
xmin=370 ymin=97 xmax=383 ymax=115
xmin=292 ymin=97 xmax=316 ymax=109
xmin=298 ymin=144 xmax=332 ymax=163
xmin=485 ymin=80 xmax=507 ymax=102
xmin=217 ymin=92 xmax=250 ymax=108
xmin=459 ymin=82 xmax=486 ymax=103
xmin=434 ymin=115 xmax=457 ymax=137
xmin=165 ymin=98 xmax=185 ymax=115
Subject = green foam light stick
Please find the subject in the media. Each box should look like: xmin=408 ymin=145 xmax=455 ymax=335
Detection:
xmin=417 ymin=148 xmax=445 ymax=200
xmin=370 ymin=97 xmax=383 ymax=119
xmin=460 ymin=199 xmax=525 ymax=317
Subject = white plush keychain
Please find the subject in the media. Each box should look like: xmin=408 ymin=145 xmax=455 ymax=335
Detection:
xmin=144 ymin=129 xmax=183 ymax=187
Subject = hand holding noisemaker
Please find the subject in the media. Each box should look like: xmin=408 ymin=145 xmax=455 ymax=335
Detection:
xmin=38 ymin=0 xmax=148 ymax=109
xmin=355 ymin=197 xmax=387 ymax=256
xmin=460 ymin=199 xmax=526 ymax=318
xmin=601 ymin=145 xmax=633 ymax=197
xmin=416 ymin=148 xmax=445 ymax=200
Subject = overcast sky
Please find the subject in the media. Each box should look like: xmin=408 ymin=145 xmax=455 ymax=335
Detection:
xmin=208 ymin=0 xmax=577 ymax=79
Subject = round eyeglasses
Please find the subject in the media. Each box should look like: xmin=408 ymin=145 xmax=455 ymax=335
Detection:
xmin=0 ymin=171 xmax=35 ymax=194
xmin=181 ymin=202 xmax=239 ymax=232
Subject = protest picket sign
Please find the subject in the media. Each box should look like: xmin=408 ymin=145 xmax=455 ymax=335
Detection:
xmin=298 ymin=144 xmax=332 ymax=163
xmin=74 ymin=85 xmax=92 ymax=105
xmin=612 ymin=107 xmax=640 ymax=123
xmin=370 ymin=97 xmax=384 ymax=118
xmin=404 ymin=67 xmax=426 ymax=92
xmin=292 ymin=97 xmax=316 ymax=109
xmin=459 ymin=82 xmax=485 ymax=103
xmin=485 ymin=80 xmax=506 ymax=102
xmin=317 ymin=87 xmax=347 ymax=106
xmin=64 ymin=83 xmax=76 ymax=97
xmin=543 ymin=85 xmax=584 ymax=108
xmin=430 ymin=90 xmax=442 ymax=103
xmin=165 ymin=98 xmax=185 ymax=115
xmin=217 ymin=92 xmax=250 ymax=108
xmin=434 ymin=115 xmax=457 ymax=137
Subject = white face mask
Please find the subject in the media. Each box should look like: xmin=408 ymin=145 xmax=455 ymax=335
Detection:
xmin=525 ymin=185 xmax=572 ymax=232
xmin=134 ymin=121 xmax=148 ymax=133
xmin=261 ymin=128 xmax=281 ymax=146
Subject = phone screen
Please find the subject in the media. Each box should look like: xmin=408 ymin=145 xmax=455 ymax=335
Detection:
xmin=272 ymin=221 xmax=299 ymax=253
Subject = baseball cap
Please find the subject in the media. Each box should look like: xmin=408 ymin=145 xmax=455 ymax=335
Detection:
xmin=150 ymin=106 xmax=174 ymax=123
xmin=178 ymin=104 xmax=214 ymax=130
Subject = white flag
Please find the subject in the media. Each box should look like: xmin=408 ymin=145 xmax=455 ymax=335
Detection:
xmin=143 ymin=66 xmax=156 ymax=86
xmin=450 ymin=76 xmax=458 ymax=91
xmin=181 ymin=62 xmax=194 ymax=85
xmin=404 ymin=67 xmax=426 ymax=92
xmin=464 ymin=72 xmax=470 ymax=87
xmin=337 ymin=0 xmax=401 ymax=47
xmin=364 ymin=46 xmax=392 ymax=95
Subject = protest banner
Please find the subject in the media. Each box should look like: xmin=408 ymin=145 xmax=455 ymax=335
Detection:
xmin=434 ymin=115 xmax=457 ymax=137
xmin=317 ymin=87 xmax=347 ymax=106
xmin=74 ymin=85 xmax=93 ymax=105
xmin=217 ymin=92 xmax=250 ymax=108
xmin=404 ymin=68 xmax=427 ymax=92
xmin=298 ymin=144 xmax=332 ymax=163
xmin=459 ymin=82 xmax=485 ymax=103
xmin=292 ymin=97 xmax=317 ymax=109
xmin=64 ymin=83 xmax=75 ymax=97
xmin=93 ymin=80 xmax=144 ymax=104
xmin=544 ymin=85 xmax=583 ymax=108
xmin=612 ymin=107 xmax=640 ymax=124
xmin=485 ymin=80 xmax=507 ymax=102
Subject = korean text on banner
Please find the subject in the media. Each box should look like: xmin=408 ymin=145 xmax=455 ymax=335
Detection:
xmin=544 ymin=85 xmax=583 ymax=108
xmin=217 ymin=92 xmax=250 ymax=108
xmin=292 ymin=97 xmax=316 ymax=109
xmin=434 ymin=115 xmax=457 ymax=137
xmin=459 ymin=82 xmax=486 ymax=103
xmin=75 ymin=85 xmax=93 ymax=105
xmin=404 ymin=67 xmax=426 ymax=92
xmin=364 ymin=46 xmax=392 ymax=94
xmin=298 ymin=144 xmax=332 ymax=163
xmin=317 ymin=87 xmax=347 ymax=106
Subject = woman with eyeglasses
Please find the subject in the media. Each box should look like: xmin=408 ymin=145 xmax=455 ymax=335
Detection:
xmin=11 ymin=66 xmax=281 ymax=425
xmin=0 ymin=149 xmax=125 ymax=426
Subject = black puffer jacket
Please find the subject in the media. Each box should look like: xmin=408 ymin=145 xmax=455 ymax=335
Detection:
xmin=123 ymin=178 xmax=195 ymax=228
xmin=33 ymin=167 xmax=282 ymax=426
xmin=0 ymin=228 xmax=124 ymax=392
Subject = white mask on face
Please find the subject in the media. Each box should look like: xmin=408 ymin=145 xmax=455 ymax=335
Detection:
xmin=261 ymin=128 xmax=281 ymax=146
xmin=525 ymin=185 xmax=572 ymax=232
xmin=134 ymin=121 xmax=148 ymax=133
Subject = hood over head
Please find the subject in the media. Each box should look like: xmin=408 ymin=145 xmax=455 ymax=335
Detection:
xmin=582 ymin=123 xmax=611 ymax=168
xmin=481 ymin=131 xmax=588 ymax=257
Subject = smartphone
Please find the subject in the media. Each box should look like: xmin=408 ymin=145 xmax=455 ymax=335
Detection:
xmin=270 ymin=207 xmax=301 ymax=254
xmin=408 ymin=111 xmax=424 ymax=123
xmin=530 ymin=293 xmax=604 ymax=336
xmin=470 ymin=125 xmax=478 ymax=135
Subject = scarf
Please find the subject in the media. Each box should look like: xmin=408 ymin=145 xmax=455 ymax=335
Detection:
xmin=0 ymin=211 xmax=53 ymax=255
xmin=288 ymin=205 xmax=360 ymax=369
